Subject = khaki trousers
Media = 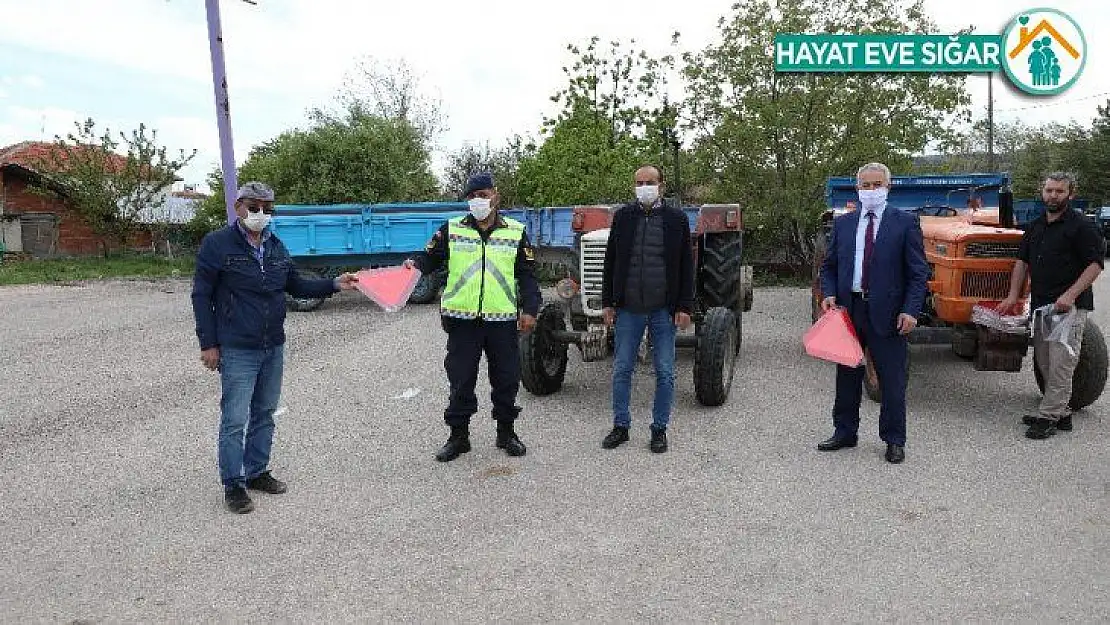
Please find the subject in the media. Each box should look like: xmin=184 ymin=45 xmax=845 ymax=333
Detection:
xmin=1034 ymin=309 xmax=1087 ymax=420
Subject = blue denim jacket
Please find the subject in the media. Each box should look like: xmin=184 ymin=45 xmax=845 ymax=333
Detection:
xmin=191 ymin=222 xmax=337 ymax=350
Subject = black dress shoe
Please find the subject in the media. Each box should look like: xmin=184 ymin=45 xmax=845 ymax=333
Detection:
xmin=649 ymin=428 xmax=668 ymax=454
xmin=885 ymin=444 xmax=905 ymax=464
xmin=1023 ymin=414 xmax=1071 ymax=431
xmin=246 ymin=471 xmax=287 ymax=494
xmin=225 ymin=487 xmax=255 ymax=514
xmin=602 ymin=426 xmax=630 ymax=449
xmin=817 ymin=436 xmax=857 ymax=451
xmin=1025 ymin=418 xmax=1057 ymax=440
xmin=496 ymin=433 xmax=527 ymax=457
xmin=436 ymin=436 xmax=472 ymax=462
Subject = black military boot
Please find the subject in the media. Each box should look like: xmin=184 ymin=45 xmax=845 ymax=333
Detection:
xmin=496 ymin=421 xmax=527 ymax=457
xmin=436 ymin=425 xmax=471 ymax=462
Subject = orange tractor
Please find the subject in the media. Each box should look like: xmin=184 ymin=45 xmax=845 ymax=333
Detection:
xmin=520 ymin=203 xmax=753 ymax=406
xmin=811 ymin=175 xmax=1107 ymax=408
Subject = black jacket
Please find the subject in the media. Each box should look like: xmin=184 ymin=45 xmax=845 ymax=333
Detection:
xmin=602 ymin=202 xmax=695 ymax=314
xmin=413 ymin=213 xmax=542 ymax=317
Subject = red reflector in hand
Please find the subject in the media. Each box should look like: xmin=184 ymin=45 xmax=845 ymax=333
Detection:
xmin=355 ymin=265 xmax=422 ymax=312
xmin=803 ymin=307 xmax=864 ymax=367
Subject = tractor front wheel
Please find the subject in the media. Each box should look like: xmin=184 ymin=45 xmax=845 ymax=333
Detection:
xmin=693 ymin=307 xmax=739 ymax=407
xmin=520 ymin=303 xmax=569 ymax=396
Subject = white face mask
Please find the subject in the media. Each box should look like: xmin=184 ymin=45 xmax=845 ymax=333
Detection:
xmin=468 ymin=197 xmax=493 ymax=221
xmin=635 ymin=184 xmax=659 ymax=205
xmin=858 ymin=187 xmax=888 ymax=210
xmin=242 ymin=212 xmax=271 ymax=232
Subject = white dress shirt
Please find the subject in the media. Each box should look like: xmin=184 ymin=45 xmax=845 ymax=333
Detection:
xmin=852 ymin=203 xmax=886 ymax=292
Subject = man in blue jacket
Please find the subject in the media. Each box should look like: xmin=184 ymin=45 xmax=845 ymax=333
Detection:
xmin=192 ymin=182 xmax=359 ymax=513
xmin=600 ymin=165 xmax=695 ymax=454
xmin=818 ymin=162 xmax=928 ymax=464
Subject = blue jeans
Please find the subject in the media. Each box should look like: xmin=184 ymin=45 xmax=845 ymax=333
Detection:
xmin=612 ymin=308 xmax=677 ymax=431
xmin=218 ymin=345 xmax=284 ymax=491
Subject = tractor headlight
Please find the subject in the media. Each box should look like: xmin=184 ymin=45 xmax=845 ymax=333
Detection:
xmin=556 ymin=278 xmax=579 ymax=300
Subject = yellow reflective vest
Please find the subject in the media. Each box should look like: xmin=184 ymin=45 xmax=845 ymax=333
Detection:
xmin=440 ymin=216 xmax=524 ymax=321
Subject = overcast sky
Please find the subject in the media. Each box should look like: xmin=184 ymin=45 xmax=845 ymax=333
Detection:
xmin=1 ymin=0 xmax=1106 ymax=192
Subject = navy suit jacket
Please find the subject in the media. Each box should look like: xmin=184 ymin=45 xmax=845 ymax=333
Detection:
xmin=820 ymin=207 xmax=929 ymax=338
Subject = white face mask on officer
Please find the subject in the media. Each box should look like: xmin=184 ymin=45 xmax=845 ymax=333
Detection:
xmin=468 ymin=197 xmax=493 ymax=221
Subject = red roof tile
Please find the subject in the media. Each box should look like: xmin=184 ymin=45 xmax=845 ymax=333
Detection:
xmin=0 ymin=140 xmax=129 ymax=174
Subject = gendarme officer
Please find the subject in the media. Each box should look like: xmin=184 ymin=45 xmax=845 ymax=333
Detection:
xmin=405 ymin=173 xmax=541 ymax=462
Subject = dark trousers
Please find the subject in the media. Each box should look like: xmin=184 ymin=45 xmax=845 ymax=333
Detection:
xmin=832 ymin=294 xmax=908 ymax=446
xmin=443 ymin=318 xmax=521 ymax=427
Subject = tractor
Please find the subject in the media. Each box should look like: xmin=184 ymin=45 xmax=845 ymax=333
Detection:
xmin=811 ymin=176 xmax=1108 ymax=409
xmin=519 ymin=203 xmax=753 ymax=407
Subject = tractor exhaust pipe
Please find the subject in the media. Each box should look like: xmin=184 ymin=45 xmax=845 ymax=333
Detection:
xmin=999 ymin=185 xmax=1014 ymax=228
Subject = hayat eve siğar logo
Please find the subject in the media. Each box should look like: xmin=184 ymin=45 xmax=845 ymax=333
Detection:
xmin=1001 ymin=8 xmax=1086 ymax=95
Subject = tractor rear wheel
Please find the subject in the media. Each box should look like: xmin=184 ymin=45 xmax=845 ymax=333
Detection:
xmin=693 ymin=307 xmax=739 ymax=407
xmin=700 ymin=232 xmax=743 ymax=311
xmin=520 ymin=303 xmax=569 ymax=396
xmin=1033 ymin=317 xmax=1108 ymax=410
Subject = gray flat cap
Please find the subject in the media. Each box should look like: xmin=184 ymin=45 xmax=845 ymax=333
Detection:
xmin=236 ymin=181 xmax=275 ymax=202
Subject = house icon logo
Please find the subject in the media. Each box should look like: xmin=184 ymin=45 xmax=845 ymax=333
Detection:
xmin=1001 ymin=8 xmax=1086 ymax=95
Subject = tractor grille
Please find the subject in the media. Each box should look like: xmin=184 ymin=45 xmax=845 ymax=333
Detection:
xmin=960 ymin=271 xmax=1011 ymax=299
xmin=580 ymin=238 xmax=607 ymax=299
xmin=965 ymin=241 xmax=1020 ymax=258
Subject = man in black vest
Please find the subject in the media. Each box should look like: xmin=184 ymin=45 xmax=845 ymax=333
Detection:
xmin=600 ymin=165 xmax=695 ymax=453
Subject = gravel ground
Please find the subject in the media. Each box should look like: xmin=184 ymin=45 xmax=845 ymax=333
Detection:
xmin=0 ymin=275 xmax=1107 ymax=623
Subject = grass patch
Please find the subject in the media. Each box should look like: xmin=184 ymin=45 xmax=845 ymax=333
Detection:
xmin=752 ymin=264 xmax=812 ymax=288
xmin=0 ymin=255 xmax=195 ymax=286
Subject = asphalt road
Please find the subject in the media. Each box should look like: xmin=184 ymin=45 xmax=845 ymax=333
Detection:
xmin=0 ymin=276 xmax=1107 ymax=622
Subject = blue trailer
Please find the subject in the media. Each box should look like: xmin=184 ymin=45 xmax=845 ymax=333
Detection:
xmin=270 ymin=202 xmax=472 ymax=311
xmin=825 ymin=173 xmax=1011 ymax=215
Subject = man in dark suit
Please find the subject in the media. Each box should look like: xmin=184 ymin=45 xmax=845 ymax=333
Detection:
xmin=818 ymin=162 xmax=929 ymax=464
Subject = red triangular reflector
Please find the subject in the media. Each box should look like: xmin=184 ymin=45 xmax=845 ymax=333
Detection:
xmin=355 ymin=265 xmax=423 ymax=312
xmin=803 ymin=307 xmax=864 ymax=367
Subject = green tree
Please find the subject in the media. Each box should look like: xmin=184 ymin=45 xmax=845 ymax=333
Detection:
xmin=682 ymin=0 xmax=971 ymax=264
xmin=1085 ymin=100 xmax=1110 ymax=205
xmin=443 ymin=136 xmax=536 ymax=207
xmin=516 ymin=37 xmax=679 ymax=206
xmin=191 ymin=111 xmax=439 ymax=235
xmin=32 ymin=118 xmax=195 ymax=255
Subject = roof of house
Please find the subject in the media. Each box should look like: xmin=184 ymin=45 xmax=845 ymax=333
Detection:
xmin=0 ymin=140 xmax=131 ymax=175
xmin=172 ymin=189 xmax=210 ymax=200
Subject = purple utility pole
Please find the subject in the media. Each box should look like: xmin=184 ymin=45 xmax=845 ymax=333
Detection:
xmin=205 ymin=0 xmax=238 ymax=224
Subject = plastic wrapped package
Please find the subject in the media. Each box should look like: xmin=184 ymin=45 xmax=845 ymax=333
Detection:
xmin=1033 ymin=304 xmax=1079 ymax=357
xmin=971 ymin=304 xmax=1030 ymax=335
